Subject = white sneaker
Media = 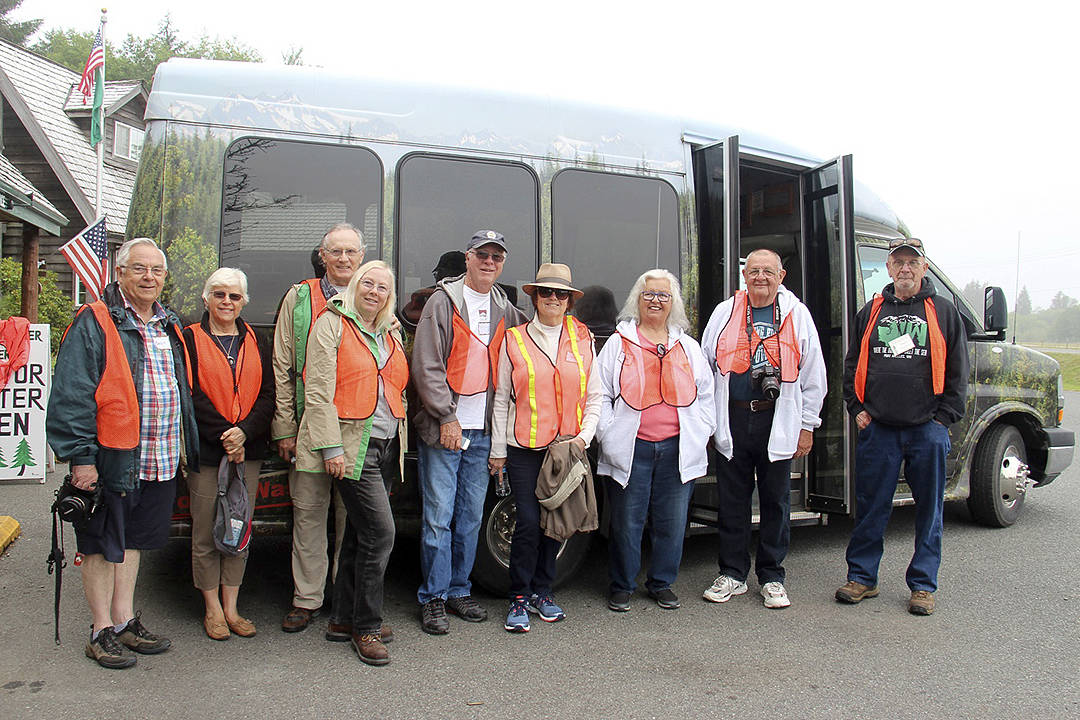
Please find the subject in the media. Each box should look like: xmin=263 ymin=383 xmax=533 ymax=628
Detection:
xmin=760 ymin=581 xmax=791 ymax=609
xmin=703 ymin=575 xmax=748 ymax=603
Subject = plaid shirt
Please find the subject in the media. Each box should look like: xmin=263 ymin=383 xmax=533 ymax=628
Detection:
xmin=124 ymin=296 xmax=182 ymax=483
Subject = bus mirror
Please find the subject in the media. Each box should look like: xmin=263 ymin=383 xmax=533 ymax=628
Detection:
xmin=984 ymin=286 xmax=1008 ymax=335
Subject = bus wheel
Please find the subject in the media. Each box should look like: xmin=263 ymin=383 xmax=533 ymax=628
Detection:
xmin=471 ymin=489 xmax=593 ymax=597
xmin=968 ymin=424 xmax=1028 ymax=527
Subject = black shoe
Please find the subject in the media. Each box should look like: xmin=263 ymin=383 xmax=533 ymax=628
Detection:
xmin=648 ymin=588 xmax=681 ymax=609
xmin=116 ymin=614 xmax=171 ymax=654
xmin=607 ymin=591 xmax=631 ymax=612
xmin=85 ymin=627 xmax=137 ymax=669
xmin=446 ymin=595 xmax=488 ymax=622
xmin=421 ymin=598 xmax=449 ymax=635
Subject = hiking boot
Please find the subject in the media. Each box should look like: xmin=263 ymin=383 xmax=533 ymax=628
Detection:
xmin=607 ymin=591 xmax=631 ymax=612
xmin=527 ymin=593 xmax=566 ymax=622
xmin=421 ymin=598 xmax=449 ymax=635
xmin=446 ymin=595 xmax=488 ymax=622
xmin=327 ymin=622 xmax=394 ymax=643
xmin=835 ymin=581 xmax=879 ymax=604
xmin=281 ymin=606 xmax=319 ymax=633
xmin=85 ymin=627 xmax=137 ymax=669
xmin=908 ymin=590 xmax=935 ymax=616
xmin=760 ymin=581 xmax=791 ymax=609
xmin=351 ymin=631 xmax=390 ymax=666
xmin=647 ymin=588 xmax=681 ymax=609
xmin=116 ymin=615 xmax=171 ymax=654
xmin=703 ymin=575 xmax=748 ymax=603
xmin=504 ymin=596 xmax=530 ymax=633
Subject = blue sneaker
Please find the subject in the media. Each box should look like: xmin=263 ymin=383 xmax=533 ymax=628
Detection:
xmin=504 ymin=597 xmax=530 ymax=633
xmin=527 ymin=593 xmax=566 ymax=622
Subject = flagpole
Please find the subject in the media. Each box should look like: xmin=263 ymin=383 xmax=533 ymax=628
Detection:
xmin=95 ymin=9 xmax=106 ymax=221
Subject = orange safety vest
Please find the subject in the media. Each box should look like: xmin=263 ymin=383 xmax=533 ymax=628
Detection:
xmin=714 ymin=290 xmax=800 ymax=382
xmin=618 ymin=334 xmax=698 ymax=411
xmin=506 ymin=317 xmax=594 ymax=449
xmin=333 ymin=319 xmax=409 ymax=421
xmin=187 ymin=323 xmax=263 ymax=424
xmin=854 ymin=295 xmax=946 ymax=402
xmin=446 ymin=309 xmax=505 ymax=397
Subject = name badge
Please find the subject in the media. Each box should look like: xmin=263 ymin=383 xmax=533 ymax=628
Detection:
xmin=887 ymin=333 xmax=915 ymax=356
xmin=153 ymin=336 xmax=172 ymax=351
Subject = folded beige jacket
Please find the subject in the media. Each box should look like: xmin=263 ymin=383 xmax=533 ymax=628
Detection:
xmin=536 ymin=438 xmax=598 ymax=542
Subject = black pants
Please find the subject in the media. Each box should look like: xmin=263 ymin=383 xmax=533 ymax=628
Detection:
xmin=331 ymin=437 xmax=398 ymax=634
xmin=506 ymin=445 xmax=560 ymax=599
xmin=715 ymin=405 xmax=792 ymax=585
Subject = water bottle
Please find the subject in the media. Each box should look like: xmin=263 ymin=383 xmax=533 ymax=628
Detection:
xmin=495 ymin=467 xmax=510 ymax=497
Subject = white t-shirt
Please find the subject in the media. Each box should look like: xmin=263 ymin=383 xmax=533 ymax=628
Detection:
xmin=455 ymin=285 xmax=492 ymax=430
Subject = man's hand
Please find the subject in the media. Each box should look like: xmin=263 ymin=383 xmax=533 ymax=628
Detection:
xmin=793 ymin=429 xmax=814 ymax=458
xmin=324 ymin=456 xmax=345 ymax=480
xmin=221 ymin=427 xmax=246 ymax=455
xmin=227 ymin=447 xmax=246 ymax=464
xmin=277 ymin=436 xmax=297 ymax=462
xmin=489 ymin=456 xmax=506 ymax=474
xmin=440 ymin=420 xmax=463 ymax=451
xmin=71 ymin=464 xmax=98 ymax=491
xmin=856 ymin=411 xmax=872 ymax=431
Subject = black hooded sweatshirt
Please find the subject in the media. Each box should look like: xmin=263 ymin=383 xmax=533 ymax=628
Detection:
xmin=843 ymin=277 xmax=968 ymax=427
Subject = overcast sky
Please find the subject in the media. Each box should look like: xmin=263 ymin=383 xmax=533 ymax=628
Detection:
xmin=18 ymin=0 xmax=1080 ymax=309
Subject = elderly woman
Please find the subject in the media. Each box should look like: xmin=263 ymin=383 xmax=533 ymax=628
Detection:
xmin=595 ymin=269 xmax=716 ymax=612
xmin=295 ymin=260 xmax=406 ymax=666
xmin=182 ymin=268 xmax=275 ymax=640
xmin=490 ymin=263 xmax=602 ymax=633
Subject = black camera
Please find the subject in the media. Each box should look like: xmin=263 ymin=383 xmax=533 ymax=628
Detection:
xmin=53 ymin=474 xmax=102 ymax=524
xmin=751 ymin=365 xmax=781 ymax=401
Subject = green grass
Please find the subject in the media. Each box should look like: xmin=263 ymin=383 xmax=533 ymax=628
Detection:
xmin=1047 ymin=353 xmax=1080 ymax=391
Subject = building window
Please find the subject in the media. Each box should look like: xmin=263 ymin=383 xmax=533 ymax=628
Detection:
xmin=113 ymin=122 xmax=145 ymax=161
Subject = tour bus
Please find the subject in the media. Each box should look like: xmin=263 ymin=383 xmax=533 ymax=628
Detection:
xmin=129 ymin=58 xmax=1074 ymax=593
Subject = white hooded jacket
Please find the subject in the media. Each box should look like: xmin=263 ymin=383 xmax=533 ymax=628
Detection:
xmin=701 ymin=284 xmax=826 ymax=462
xmin=595 ymin=320 xmax=717 ymax=486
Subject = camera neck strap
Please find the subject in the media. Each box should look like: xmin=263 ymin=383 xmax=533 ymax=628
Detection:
xmin=46 ymin=497 xmax=66 ymax=645
xmin=744 ymin=298 xmax=782 ymax=366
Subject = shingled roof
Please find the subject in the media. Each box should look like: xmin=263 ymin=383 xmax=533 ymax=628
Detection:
xmin=0 ymin=39 xmax=145 ymax=236
xmin=63 ymin=79 xmax=145 ymax=116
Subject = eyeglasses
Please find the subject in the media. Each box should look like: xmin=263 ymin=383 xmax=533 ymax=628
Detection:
xmin=471 ymin=249 xmax=506 ymax=263
xmin=211 ymin=290 xmax=244 ymax=302
xmin=889 ymin=238 xmax=923 ymax=249
xmin=536 ymin=287 xmax=571 ymax=300
xmin=745 ymin=268 xmax=779 ymax=278
xmin=358 ymin=278 xmax=391 ymax=295
xmin=120 ymin=264 xmax=166 ymax=277
xmin=890 ymin=258 xmax=924 ymax=269
xmin=323 ymin=247 xmax=362 ymax=258
xmin=641 ymin=290 xmax=672 ymax=303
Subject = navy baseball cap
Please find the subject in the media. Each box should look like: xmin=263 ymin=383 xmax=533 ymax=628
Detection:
xmin=466 ymin=230 xmax=508 ymax=253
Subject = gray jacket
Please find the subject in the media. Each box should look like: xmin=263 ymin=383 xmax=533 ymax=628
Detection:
xmin=410 ymin=275 xmax=526 ymax=446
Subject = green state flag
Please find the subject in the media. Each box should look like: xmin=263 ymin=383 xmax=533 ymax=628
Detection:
xmin=90 ymin=67 xmax=104 ymax=147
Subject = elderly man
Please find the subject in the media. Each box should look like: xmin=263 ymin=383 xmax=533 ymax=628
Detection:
xmin=272 ymin=223 xmax=364 ymax=632
xmin=701 ymin=248 xmax=826 ymax=609
xmin=837 ymin=238 xmax=968 ymax=615
xmin=47 ymin=238 xmax=199 ymax=668
xmin=412 ymin=230 xmax=527 ymax=634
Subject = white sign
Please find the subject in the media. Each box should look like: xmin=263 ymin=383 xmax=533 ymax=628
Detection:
xmin=0 ymin=323 xmax=50 ymax=483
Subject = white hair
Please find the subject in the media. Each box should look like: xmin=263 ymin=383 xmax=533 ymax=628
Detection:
xmin=116 ymin=237 xmax=167 ymax=271
xmin=321 ymin=223 xmax=364 ymax=248
xmin=344 ymin=260 xmax=397 ymax=334
xmin=617 ymin=268 xmax=690 ymax=332
xmin=201 ymin=267 xmax=250 ymax=304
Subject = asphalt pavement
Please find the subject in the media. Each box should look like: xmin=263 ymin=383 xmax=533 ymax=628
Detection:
xmin=2 ymin=397 xmax=1078 ymax=719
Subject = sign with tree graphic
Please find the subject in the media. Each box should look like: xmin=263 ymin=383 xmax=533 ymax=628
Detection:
xmin=0 ymin=323 xmax=49 ymax=483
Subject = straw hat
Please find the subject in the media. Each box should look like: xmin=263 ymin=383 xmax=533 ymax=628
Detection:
xmin=522 ymin=263 xmax=583 ymax=298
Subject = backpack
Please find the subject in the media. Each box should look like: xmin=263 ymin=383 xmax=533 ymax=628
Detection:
xmin=213 ymin=457 xmax=253 ymax=556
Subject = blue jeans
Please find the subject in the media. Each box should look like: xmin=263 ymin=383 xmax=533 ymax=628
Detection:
xmin=608 ymin=436 xmax=694 ymax=595
xmin=417 ymin=429 xmax=491 ymax=604
xmin=846 ymin=420 xmax=951 ymax=592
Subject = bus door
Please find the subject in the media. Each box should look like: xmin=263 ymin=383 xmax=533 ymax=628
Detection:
xmin=800 ymin=155 xmax=856 ymax=514
xmin=691 ymin=135 xmax=741 ymax=331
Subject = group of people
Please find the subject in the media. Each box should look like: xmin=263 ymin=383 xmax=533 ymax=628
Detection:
xmin=46 ymin=224 xmax=967 ymax=670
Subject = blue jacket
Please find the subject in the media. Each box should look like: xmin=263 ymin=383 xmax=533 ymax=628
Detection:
xmin=47 ymin=283 xmax=200 ymax=492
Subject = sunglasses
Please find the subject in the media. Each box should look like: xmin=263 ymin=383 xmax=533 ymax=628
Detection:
xmin=536 ymin=287 xmax=571 ymax=300
xmin=212 ymin=290 xmax=244 ymax=302
xmin=888 ymin=238 xmax=923 ymax=249
xmin=472 ymin=249 xmax=506 ymax=263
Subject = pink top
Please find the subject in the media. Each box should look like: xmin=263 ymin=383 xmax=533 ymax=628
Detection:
xmin=635 ymin=329 xmax=680 ymax=442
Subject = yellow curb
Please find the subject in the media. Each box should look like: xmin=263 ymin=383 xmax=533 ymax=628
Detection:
xmin=0 ymin=516 xmax=21 ymax=553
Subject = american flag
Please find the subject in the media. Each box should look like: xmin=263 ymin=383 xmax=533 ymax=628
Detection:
xmin=60 ymin=217 xmax=108 ymax=302
xmin=77 ymin=29 xmax=104 ymax=101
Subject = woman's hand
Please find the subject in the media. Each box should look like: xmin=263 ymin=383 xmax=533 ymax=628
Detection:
xmin=325 ymin=456 xmax=345 ymax=480
xmin=226 ymin=447 xmax=245 ymax=464
xmin=568 ymin=436 xmax=587 ymax=453
xmin=489 ymin=456 xmax=506 ymax=474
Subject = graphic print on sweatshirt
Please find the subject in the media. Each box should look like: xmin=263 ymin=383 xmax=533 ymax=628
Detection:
xmin=873 ymin=314 xmax=928 ymax=359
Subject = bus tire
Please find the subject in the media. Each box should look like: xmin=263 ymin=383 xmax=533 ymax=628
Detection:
xmin=968 ymin=423 xmax=1027 ymax=528
xmin=471 ymin=488 xmax=593 ymax=597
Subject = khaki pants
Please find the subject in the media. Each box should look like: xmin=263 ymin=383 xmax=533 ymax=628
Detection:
xmin=289 ymin=466 xmax=347 ymax=609
xmin=189 ymin=459 xmax=261 ymax=590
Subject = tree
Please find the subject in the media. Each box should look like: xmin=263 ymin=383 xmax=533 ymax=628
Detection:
xmin=961 ymin=280 xmax=986 ymax=314
xmin=0 ymin=0 xmax=42 ymax=46
xmin=0 ymin=445 xmax=7 ymax=468
xmin=12 ymin=437 xmax=35 ymax=476
xmin=1049 ymin=291 xmax=1077 ymax=310
xmin=1016 ymin=286 xmax=1032 ymax=315
xmin=282 ymin=46 xmax=304 ymax=65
